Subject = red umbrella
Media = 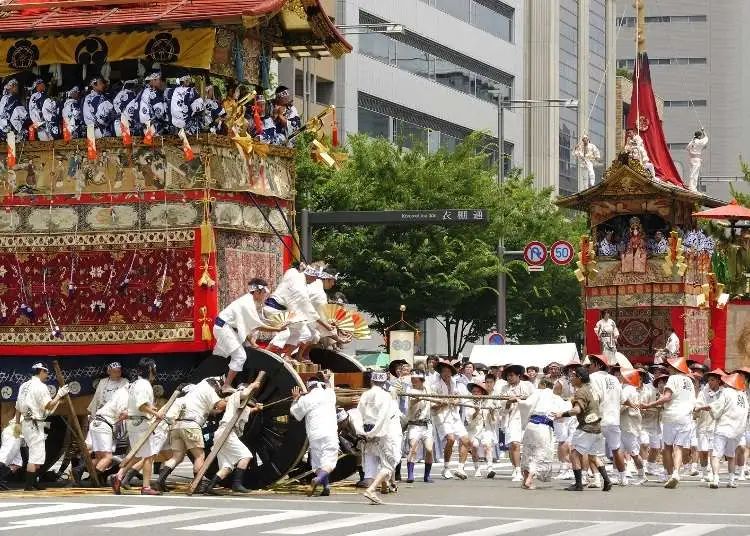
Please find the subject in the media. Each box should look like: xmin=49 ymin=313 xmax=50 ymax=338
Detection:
xmin=693 ymin=198 xmax=750 ymax=222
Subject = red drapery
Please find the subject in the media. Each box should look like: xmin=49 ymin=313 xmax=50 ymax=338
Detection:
xmin=626 ymin=52 xmax=685 ymax=188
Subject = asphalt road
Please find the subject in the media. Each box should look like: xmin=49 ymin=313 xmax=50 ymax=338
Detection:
xmin=0 ymin=465 xmax=747 ymax=536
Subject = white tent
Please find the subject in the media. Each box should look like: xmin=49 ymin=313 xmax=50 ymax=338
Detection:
xmin=470 ymin=343 xmax=580 ymax=369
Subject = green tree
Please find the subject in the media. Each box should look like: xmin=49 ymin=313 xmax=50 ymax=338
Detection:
xmin=295 ymin=133 xmax=586 ymax=355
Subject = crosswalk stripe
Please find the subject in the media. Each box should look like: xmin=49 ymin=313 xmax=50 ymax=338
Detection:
xmin=176 ymin=510 xmax=320 ymax=532
xmin=648 ymin=525 xmax=728 ymax=536
xmin=97 ymin=508 xmax=246 ymax=528
xmin=0 ymin=504 xmax=34 ymax=510
xmin=0 ymin=503 xmax=96 ymax=519
xmin=346 ymin=516 xmax=472 ymax=536
xmin=0 ymin=506 xmax=177 ymax=531
xmin=445 ymin=519 xmax=564 ymax=535
xmin=264 ymin=514 xmax=406 ymax=534
xmin=548 ymin=522 xmax=644 ymax=536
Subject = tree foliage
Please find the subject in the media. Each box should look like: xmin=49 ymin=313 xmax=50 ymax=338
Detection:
xmin=295 ymin=133 xmax=586 ymax=355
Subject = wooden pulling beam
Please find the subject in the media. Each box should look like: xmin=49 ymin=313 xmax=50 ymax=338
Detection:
xmin=334 ymin=389 xmax=523 ymax=402
xmin=51 ymin=360 xmax=101 ymax=487
xmin=119 ymin=389 xmax=181 ymax=471
xmin=187 ymin=371 xmax=267 ymax=495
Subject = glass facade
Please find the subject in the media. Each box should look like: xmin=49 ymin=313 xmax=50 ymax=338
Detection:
xmin=558 ymin=0 xmax=607 ymax=197
xmin=418 ymin=0 xmax=514 ymax=42
xmin=359 ymin=26 xmax=513 ymax=104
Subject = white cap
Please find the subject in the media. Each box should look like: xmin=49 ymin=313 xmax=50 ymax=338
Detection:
xmin=107 ymin=362 xmax=122 ymax=370
xmin=31 ymin=362 xmax=49 ymax=372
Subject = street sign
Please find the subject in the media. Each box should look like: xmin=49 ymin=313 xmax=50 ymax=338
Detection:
xmin=308 ymin=209 xmax=488 ymax=225
xmin=527 ymin=265 xmax=545 ymax=272
xmin=550 ymin=240 xmax=575 ymax=265
xmin=488 ymin=332 xmax=505 ymax=345
xmin=523 ymin=241 xmax=547 ymax=266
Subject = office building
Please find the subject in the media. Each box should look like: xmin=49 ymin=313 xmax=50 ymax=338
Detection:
xmin=616 ymin=0 xmax=750 ymax=200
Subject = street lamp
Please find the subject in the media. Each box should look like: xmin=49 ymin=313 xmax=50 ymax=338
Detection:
xmin=488 ymin=94 xmax=578 ymax=338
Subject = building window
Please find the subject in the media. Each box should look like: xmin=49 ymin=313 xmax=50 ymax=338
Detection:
xmin=419 ymin=0 xmax=514 ymax=42
xmin=359 ymin=11 xmax=514 ymax=105
xmin=664 ymin=100 xmax=707 ymax=108
xmin=617 ymin=15 xmax=707 ymax=26
xmin=357 ymin=92 xmax=514 ymax=174
xmin=617 ymin=58 xmax=707 ymax=69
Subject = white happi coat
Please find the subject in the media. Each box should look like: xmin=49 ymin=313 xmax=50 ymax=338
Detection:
xmin=358 ymin=384 xmax=401 ymax=473
xmin=87 ymin=376 xmax=130 ymax=418
xmin=290 ymin=386 xmax=339 ymax=471
xmin=213 ymin=294 xmax=265 ymax=357
xmin=686 ymin=134 xmax=708 ymax=191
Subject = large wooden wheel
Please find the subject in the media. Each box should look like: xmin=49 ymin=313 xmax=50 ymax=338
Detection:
xmin=308 ymin=348 xmax=366 ymax=373
xmin=190 ymin=349 xmax=308 ymax=490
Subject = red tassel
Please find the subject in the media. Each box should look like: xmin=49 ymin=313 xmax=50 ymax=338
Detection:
xmin=87 ymin=140 xmax=97 ymax=160
xmin=62 ymin=120 xmax=72 ymax=142
xmin=143 ymin=126 xmax=154 ymax=146
xmin=183 ymin=145 xmax=195 ymax=161
xmin=27 ymin=124 xmax=37 ymax=141
xmin=331 ymin=108 xmax=339 ymax=147
xmin=253 ymin=106 xmax=264 ymax=135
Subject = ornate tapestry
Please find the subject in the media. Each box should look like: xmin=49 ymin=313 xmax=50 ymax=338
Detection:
xmin=725 ymin=302 xmax=750 ymax=371
xmin=0 ymin=230 xmax=195 ymax=345
xmin=587 ymin=283 xmax=685 ymax=309
xmin=613 ymin=306 xmax=670 ymax=357
xmin=588 ymin=258 xmax=675 ymax=287
xmin=684 ymin=307 xmax=710 ymax=356
xmin=0 ymin=136 xmax=294 ymax=200
xmin=216 ymin=231 xmax=285 ymax=310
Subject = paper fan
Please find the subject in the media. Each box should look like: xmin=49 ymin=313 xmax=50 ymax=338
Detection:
xmin=350 ymin=312 xmax=371 ymax=340
xmin=266 ymin=312 xmax=289 ymax=329
xmin=324 ymin=304 xmax=355 ymax=332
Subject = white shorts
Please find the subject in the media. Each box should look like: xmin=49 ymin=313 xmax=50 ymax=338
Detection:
xmin=640 ymin=427 xmax=662 ymax=449
xmin=309 ymin=435 xmax=339 ymax=471
xmin=212 ymin=323 xmax=244 ymax=364
xmin=696 ymin=432 xmax=713 ymax=452
xmin=505 ymin=421 xmax=524 ymax=444
xmin=554 ymin=417 xmax=577 ymax=444
xmin=434 ymin=414 xmax=468 ymax=440
xmin=22 ymin=420 xmax=46 ymax=465
xmin=662 ymin=422 xmax=692 ymax=448
xmin=602 ymin=424 xmax=622 ymax=453
xmin=89 ymin=419 xmax=115 ymax=453
xmin=270 ymin=322 xmax=312 ymax=348
xmin=471 ymin=430 xmax=498 ymax=448
xmin=0 ymin=430 xmax=22 ymax=467
xmin=365 ymin=435 xmax=400 ymax=474
xmin=621 ymin=432 xmax=641 ymax=456
xmin=126 ymin=420 xmax=160 ymax=458
xmin=216 ymin=427 xmax=252 ymax=470
xmin=407 ymin=423 xmax=434 ymax=444
xmin=571 ymin=429 xmax=605 ymax=457
xmin=713 ymin=434 xmax=740 ymax=458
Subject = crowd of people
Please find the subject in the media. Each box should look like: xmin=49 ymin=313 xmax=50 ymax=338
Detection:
xmin=597 ymin=225 xmax=715 ymax=258
xmin=0 ymin=73 xmax=301 ymax=145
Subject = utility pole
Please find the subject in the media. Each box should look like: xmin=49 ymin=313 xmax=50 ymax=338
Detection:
xmin=497 ymin=96 xmax=507 ymax=336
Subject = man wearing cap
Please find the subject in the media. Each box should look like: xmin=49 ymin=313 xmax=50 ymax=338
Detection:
xmin=216 ymin=278 xmax=286 ymax=393
xmin=405 ymin=371 xmax=435 ymax=483
xmin=618 ymin=368 xmax=647 ymax=485
xmin=637 ymin=356 xmax=696 ymax=488
xmin=358 ymin=371 xmax=401 ymax=504
xmin=15 ymin=363 xmax=70 ymax=490
xmin=694 ymin=368 xmax=723 ymax=482
xmin=0 ymin=79 xmax=20 ymax=141
xmin=204 ymin=380 xmax=264 ymax=494
xmin=552 ymin=366 xmax=612 ymax=492
xmin=88 ymin=362 xmax=130 ymax=419
xmin=139 ymin=71 xmax=168 ymax=135
xmin=299 ymin=264 xmax=346 ymax=362
xmin=83 ymin=77 xmax=115 ymax=138
xmin=550 ymin=362 xmax=576 ymax=480
xmin=432 ymin=360 xmax=472 ymax=480
xmin=171 ymin=73 xmax=205 ymax=135
xmin=291 ymin=372 xmax=339 ymax=497
xmin=112 ymin=358 xmax=163 ymax=495
xmin=62 ymin=86 xmax=84 ymax=140
xmin=272 ymin=86 xmax=301 ymax=143
xmin=500 ymin=364 xmax=534 ymax=482
xmin=587 ymin=355 xmax=628 ymax=486
xmin=465 ymin=381 xmax=500 ymax=479
xmin=157 ymin=377 xmax=227 ymax=492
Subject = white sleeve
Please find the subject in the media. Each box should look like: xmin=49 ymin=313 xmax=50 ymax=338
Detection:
xmin=290 ymin=395 xmax=310 ymax=422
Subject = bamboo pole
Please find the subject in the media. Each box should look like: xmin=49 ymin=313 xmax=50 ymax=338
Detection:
xmin=187 ymin=371 xmax=267 ymax=495
xmin=51 ymin=360 xmax=101 ymax=487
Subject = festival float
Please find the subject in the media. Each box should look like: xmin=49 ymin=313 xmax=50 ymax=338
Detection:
xmin=558 ymin=2 xmax=750 ymax=372
xmin=0 ymin=0 xmax=370 ymax=487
